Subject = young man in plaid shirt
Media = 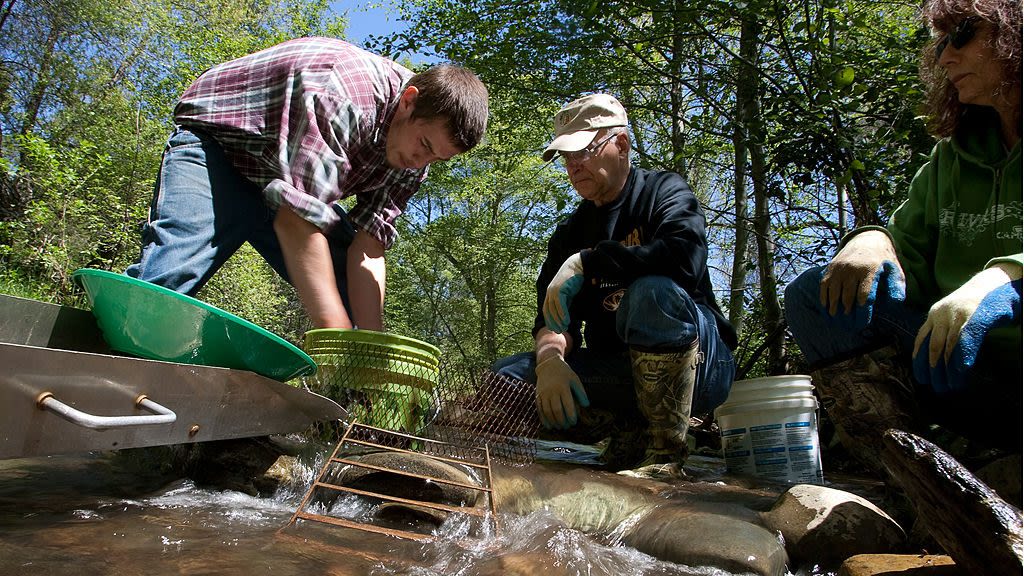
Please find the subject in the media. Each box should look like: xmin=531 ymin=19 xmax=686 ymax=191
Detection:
xmin=128 ymin=37 xmax=489 ymax=331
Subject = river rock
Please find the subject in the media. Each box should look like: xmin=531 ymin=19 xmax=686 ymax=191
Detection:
xmin=540 ymin=479 xmax=654 ymax=533
xmin=471 ymin=551 xmax=565 ymax=575
xmin=760 ymin=484 xmax=905 ymax=567
xmin=880 ymin=429 xmax=1023 ymax=576
xmin=839 ymin=553 xmax=960 ymax=576
xmin=624 ymin=505 xmax=789 ymax=576
xmin=264 ymin=454 xmax=300 ymax=486
xmin=494 ymin=465 xmax=789 ymax=576
xmin=143 ymin=436 xmax=289 ymax=495
xmin=373 ymin=502 xmax=450 ymax=527
xmin=331 ymin=451 xmax=483 ymax=507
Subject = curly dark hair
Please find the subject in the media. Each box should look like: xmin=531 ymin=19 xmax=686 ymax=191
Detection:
xmin=920 ymin=0 xmax=1022 ymax=137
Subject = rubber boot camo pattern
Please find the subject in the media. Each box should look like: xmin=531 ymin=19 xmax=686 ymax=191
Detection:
xmin=630 ymin=339 xmax=701 ymax=467
xmin=596 ymin=422 xmax=649 ymax=471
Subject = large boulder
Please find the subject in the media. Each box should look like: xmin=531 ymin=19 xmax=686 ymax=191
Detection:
xmin=494 ymin=465 xmax=789 ymax=576
xmin=760 ymin=484 xmax=905 ymax=567
xmin=625 ymin=506 xmax=789 ymax=576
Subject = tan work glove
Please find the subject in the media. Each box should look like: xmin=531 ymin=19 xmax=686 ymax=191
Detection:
xmin=819 ymin=229 xmax=906 ymax=330
xmin=535 ymin=354 xmax=589 ymax=429
xmin=913 ymin=264 xmax=1022 ymax=394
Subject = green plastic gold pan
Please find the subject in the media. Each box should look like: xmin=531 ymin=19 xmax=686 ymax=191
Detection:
xmin=72 ymin=269 xmax=316 ymax=382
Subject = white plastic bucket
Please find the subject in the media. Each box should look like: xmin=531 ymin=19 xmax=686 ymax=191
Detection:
xmin=715 ymin=375 xmax=823 ymax=484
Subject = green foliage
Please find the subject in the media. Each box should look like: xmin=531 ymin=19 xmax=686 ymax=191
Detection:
xmin=0 ymin=134 xmax=124 ymax=303
xmin=373 ymin=0 xmax=937 ymax=371
xmin=0 ymin=0 xmax=345 ymax=338
xmin=385 ymin=91 xmax=560 ymax=372
xmin=0 ymin=0 xmax=946 ymax=379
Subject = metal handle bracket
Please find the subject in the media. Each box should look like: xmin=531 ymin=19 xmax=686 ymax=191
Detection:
xmin=36 ymin=392 xmax=176 ymax=431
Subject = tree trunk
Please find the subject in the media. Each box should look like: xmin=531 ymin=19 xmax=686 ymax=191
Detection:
xmin=669 ymin=0 xmax=686 ymax=176
xmin=0 ymin=0 xmax=16 ymax=156
xmin=729 ymin=136 xmax=749 ymax=337
xmin=729 ymin=10 xmax=761 ymax=338
xmin=483 ymin=200 xmax=501 ymax=361
xmin=20 ymin=19 xmax=62 ymax=137
xmin=836 ymin=177 xmax=847 ymax=238
xmin=0 ymin=0 xmax=17 ymax=36
xmin=738 ymin=13 xmax=785 ymax=375
xmin=750 ymin=141 xmax=784 ymax=374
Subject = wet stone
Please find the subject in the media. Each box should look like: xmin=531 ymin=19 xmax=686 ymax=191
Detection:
xmin=839 ymin=553 xmax=961 ymax=576
xmin=332 ymin=451 xmax=483 ymax=507
xmin=493 ymin=464 xmax=789 ymax=576
xmin=760 ymin=484 xmax=906 ymax=569
xmin=624 ymin=506 xmax=789 ymax=576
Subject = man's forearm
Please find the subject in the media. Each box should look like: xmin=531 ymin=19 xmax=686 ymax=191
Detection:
xmin=273 ymin=206 xmax=351 ymax=328
xmin=346 ymin=229 xmax=387 ymax=331
xmin=535 ymin=327 xmax=573 ymax=362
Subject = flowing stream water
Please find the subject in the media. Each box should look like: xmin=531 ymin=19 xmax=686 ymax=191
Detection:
xmin=0 ymin=443 xmax=858 ymax=576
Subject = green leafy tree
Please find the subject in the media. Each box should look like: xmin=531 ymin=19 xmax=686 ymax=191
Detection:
xmin=372 ymin=0 xmax=934 ymax=375
xmin=386 ymin=88 xmax=561 ymax=374
xmin=0 ymin=0 xmax=345 ymax=341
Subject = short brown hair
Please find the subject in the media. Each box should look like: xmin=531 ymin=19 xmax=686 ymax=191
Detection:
xmin=407 ymin=64 xmax=489 ymax=151
xmin=920 ymin=0 xmax=1022 ymax=137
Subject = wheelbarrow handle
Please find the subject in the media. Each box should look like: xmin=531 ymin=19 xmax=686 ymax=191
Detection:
xmin=36 ymin=392 xmax=176 ymax=431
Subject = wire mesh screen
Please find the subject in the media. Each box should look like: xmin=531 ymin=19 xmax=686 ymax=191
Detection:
xmin=282 ymin=422 xmax=498 ymax=543
xmin=427 ymin=365 xmax=540 ymax=466
xmin=303 ymin=334 xmax=540 ymax=466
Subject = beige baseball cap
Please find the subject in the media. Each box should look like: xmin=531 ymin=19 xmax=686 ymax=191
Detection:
xmin=541 ymin=94 xmax=628 ymax=161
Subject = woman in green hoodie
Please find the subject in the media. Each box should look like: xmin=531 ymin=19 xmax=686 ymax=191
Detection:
xmin=784 ymin=0 xmax=1021 ymax=468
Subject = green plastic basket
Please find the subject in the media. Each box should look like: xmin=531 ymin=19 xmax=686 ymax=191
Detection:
xmin=306 ymin=337 xmax=439 ymax=374
xmin=306 ymin=329 xmax=440 ymax=364
xmin=302 ymin=329 xmax=441 ymax=433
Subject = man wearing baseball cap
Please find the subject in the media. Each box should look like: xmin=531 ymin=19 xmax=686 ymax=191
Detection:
xmin=494 ymin=93 xmax=737 ymax=470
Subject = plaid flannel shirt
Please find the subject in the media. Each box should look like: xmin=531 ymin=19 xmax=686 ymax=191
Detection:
xmin=173 ymin=37 xmax=427 ymax=249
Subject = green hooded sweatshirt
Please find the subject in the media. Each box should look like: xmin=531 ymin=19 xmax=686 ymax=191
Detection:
xmin=853 ymin=106 xmax=1022 ymax=307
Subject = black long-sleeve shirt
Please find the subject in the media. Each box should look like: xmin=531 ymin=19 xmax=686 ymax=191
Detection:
xmin=532 ymin=166 xmax=737 ymax=354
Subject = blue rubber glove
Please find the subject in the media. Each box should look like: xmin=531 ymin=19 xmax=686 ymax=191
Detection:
xmin=819 ymin=230 xmax=906 ymax=332
xmin=543 ymin=253 xmax=584 ymax=333
xmin=913 ymin=272 xmax=1022 ymax=395
xmin=535 ymin=354 xmax=590 ymax=429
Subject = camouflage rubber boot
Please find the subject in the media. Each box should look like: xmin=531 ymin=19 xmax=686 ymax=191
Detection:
xmin=813 ymin=345 xmax=918 ymax=475
xmin=630 ymin=339 xmax=701 ymax=468
xmin=597 ymin=421 xmax=649 ymax=471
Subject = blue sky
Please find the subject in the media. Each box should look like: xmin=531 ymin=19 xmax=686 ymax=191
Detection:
xmin=330 ymin=0 xmax=437 ymax=64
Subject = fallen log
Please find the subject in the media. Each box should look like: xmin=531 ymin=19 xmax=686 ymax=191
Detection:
xmin=880 ymin=429 xmax=1023 ymax=576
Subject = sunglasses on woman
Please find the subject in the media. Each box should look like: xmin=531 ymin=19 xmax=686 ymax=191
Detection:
xmin=935 ymin=16 xmax=980 ymax=58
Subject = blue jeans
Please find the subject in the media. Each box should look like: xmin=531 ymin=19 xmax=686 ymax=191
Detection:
xmin=784 ymin=265 xmax=1022 ymax=448
xmin=127 ymin=127 xmax=354 ymax=310
xmin=492 ymin=276 xmax=736 ymax=423
xmin=783 ymin=265 xmax=927 ymax=368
